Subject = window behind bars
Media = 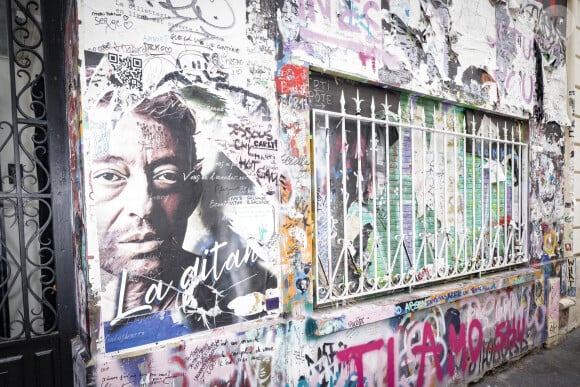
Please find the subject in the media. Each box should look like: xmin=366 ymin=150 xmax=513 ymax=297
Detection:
xmin=310 ymin=73 xmax=528 ymax=306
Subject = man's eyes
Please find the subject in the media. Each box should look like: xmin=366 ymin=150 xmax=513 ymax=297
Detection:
xmin=153 ymin=171 xmax=179 ymax=183
xmin=93 ymin=170 xmax=126 ymax=184
xmin=91 ymin=165 xmax=181 ymax=189
xmin=152 ymin=166 xmax=180 ymax=187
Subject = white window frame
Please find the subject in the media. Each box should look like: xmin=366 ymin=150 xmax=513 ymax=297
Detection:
xmin=313 ymin=87 xmax=529 ymax=307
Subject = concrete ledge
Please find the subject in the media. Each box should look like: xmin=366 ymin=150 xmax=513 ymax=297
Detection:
xmin=88 ymin=315 xmax=287 ymax=363
xmin=559 ymin=297 xmax=576 ymax=310
xmin=307 ymin=266 xmax=541 ymax=337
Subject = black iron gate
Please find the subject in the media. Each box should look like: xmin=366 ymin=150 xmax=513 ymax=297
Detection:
xmin=0 ymin=0 xmax=75 ymax=386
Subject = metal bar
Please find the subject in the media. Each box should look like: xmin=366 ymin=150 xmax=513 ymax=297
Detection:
xmin=479 ymin=119 xmax=485 ymax=273
xmin=356 ymin=91 xmax=363 ymax=293
xmin=0 ymin=192 xmax=52 ymax=199
xmin=398 ymin=109 xmax=404 ymax=279
xmin=325 ymin=114 xmax=332 ymax=300
xmin=0 ymin=65 xmax=8 ymax=339
xmin=6 ymin=0 xmax=32 ymax=339
xmin=385 ymin=94 xmax=392 ymax=286
xmin=318 ymin=112 xmax=331 ymax=302
xmin=521 ymin=125 xmax=528 ymax=261
xmin=8 ymin=117 xmax=46 ymax=126
xmin=462 ymin=116 xmax=468 ymax=273
xmin=471 ymin=118 xmax=476 ymax=270
xmin=340 ymin=92 xmax=349 ymax=294
xmin=422 ymin=109 xmax=427 ymax=272
xmin=312 ymin=110 xmax=527 ymax=146
xmin=494 ymin=138 xmax=499 ymax=267
xmin=453 ymin=113 xmax=459 ymax=273
xmin=370 ymin=97 xmax=378 ymax=290
xmin=433 ymin=112 xmax=439 ymax=277
xmin=410 ymin=101 xmax=416 ymax=280
xmin=486 ymin=122 xmax=491 ymax=270
xmin=503 ymin=123 xmax=508 ymax=264
xmin=443 ymin=112 xmax=449 ymax=275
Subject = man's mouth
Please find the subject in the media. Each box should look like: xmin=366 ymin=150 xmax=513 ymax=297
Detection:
xmin=119 ymin=234 xmax=163 ymax=255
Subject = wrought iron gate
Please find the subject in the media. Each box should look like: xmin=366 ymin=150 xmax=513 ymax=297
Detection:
xmin=0 ymin=0 xmax=75 ymax=385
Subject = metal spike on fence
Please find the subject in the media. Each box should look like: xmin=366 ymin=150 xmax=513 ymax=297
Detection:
xmin=504 ymin=122 xmax=508 ymax=142
xmin=397 ymin=102 xmax=402 ymax=122
xmin=353 ymin=88 xmax=363 ymax=114
xmin=381 ymin=93 xmax=390 ymax=120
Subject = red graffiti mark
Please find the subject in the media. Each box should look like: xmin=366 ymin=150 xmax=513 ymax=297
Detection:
xmin=447 ymin=319 xmax=484 ymax=377
xmin=494 ymin=318 xmax=526 ymax=352
xmin=385 ymin=337 xmax=397 ymax=387
xmin=289 ymin=136 xmax=301 ymax=158
xmin=169 ymin=354 xmax=188 ymax=387
xmin=468 ymin=320 xmax=484 ymax=364
xmin=358 ymin=52 xmax=376 ymax=72
xmin=336 ymin=339 xmax=384 ymax=387
xmin=412 ymin=322 xmax=443 ymax=387
xmin=447 ymin=323 xmax=467 ymax=376
xmin=498 ymin=216 xmax=512 ymax=226
xmin=276 ymin=64 xmax=308 ymax=97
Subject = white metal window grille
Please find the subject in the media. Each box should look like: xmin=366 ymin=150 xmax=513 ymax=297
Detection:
xmin=313 ymin=89 xmax=528 ymax=306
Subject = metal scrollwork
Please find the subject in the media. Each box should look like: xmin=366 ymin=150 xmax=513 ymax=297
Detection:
xmin=12 ymin=0 xmax=45 ymax=121
xmin=19 ymin=124 xmax=49 ymax=193
xmin=0 ymin=0 xmax=57 ymax=340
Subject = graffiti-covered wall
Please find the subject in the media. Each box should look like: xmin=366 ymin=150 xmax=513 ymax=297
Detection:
xmin=88 ymin=271 xmax=546 ymax=386
xmin=288 ymin=276 xmax=546 ymax=386
xmin=76 ymin=0 xmax=574 ymax=386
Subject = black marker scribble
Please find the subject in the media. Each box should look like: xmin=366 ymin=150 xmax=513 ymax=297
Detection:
xmin=157 ymin=0 xmax=236 ymax=33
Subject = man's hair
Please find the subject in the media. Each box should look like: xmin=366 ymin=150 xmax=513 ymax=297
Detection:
xmin=132 ymin=92 xmax=199 ymax=172
xmin=95 ymin=90 xmax=203 ymax=214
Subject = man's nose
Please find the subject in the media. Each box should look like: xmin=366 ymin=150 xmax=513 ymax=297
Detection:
xmin=125 ymin=174 xmax=154 ymax=220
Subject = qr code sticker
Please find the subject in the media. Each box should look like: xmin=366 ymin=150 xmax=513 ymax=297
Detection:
xmin=108 ymin=53 xmax=143 ymax=91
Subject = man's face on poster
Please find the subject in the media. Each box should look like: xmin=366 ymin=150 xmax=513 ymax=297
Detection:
xmin=90 ymin=111 xmax=194 ymax=277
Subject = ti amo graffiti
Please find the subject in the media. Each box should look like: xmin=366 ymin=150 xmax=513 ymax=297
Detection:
xmin=309 ymin=317 xmax=527 ymax=387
